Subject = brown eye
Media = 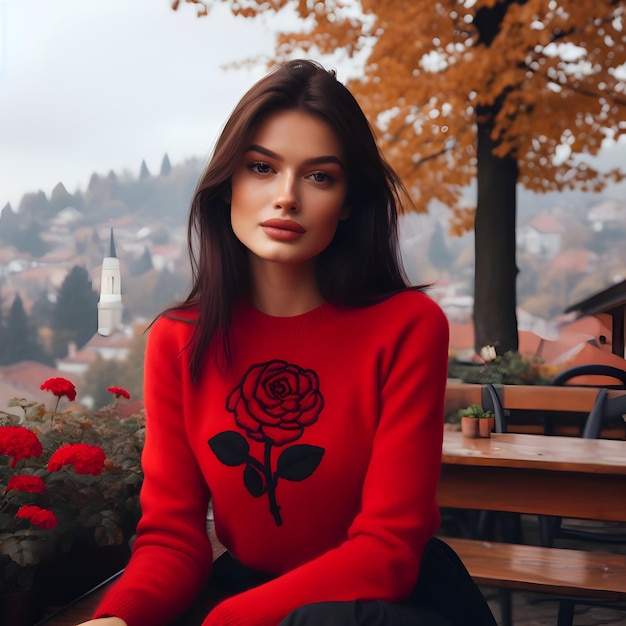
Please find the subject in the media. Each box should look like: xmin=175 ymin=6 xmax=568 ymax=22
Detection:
xmin=248 ymin=162 xmax=272 ymax=175
xmin=308 ymin=172 xmax=333 ymax=184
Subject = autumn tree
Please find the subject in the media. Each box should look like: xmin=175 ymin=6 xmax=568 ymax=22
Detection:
xmin=175 ymin=0 xmax=625 ymax=354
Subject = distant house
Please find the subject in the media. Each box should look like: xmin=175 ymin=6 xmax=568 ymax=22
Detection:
xmin=149 ymin=242 xmax=184 ymax=272
xmin=517 ymin=214 xmax=565 ymax=259
xmin=82 ymin=327 xmax=133 ymax=361
xmin=549 ymin=249 xmax=598 ymax=275
xmin=56 ymin=342 xmax=98 ymax=378
xmin=9 ymin=265 xmax=68 ymax=294
xmin=0 ymin=246 xmax=30 ymax=277
xmin=588 ymin=198 xmax=626 ymax=231
xmin=439 ymin=295 xmax=474 ymax=323
xmin=564 ymin=279 xmax=626 ymax=358
xmin=52 ymin=206 xmax=83 ymax=227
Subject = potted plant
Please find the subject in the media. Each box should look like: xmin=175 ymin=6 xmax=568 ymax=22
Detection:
xmin=0 ymin=378 xmax=144 ymax=625
xmin=457 ymin=404 xmax=495 ymax=438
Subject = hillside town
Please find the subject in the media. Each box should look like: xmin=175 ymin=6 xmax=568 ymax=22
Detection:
xmin=1 ymin=156 xmax=626 ymax=411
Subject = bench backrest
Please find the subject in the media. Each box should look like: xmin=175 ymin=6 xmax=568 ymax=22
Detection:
xmin=445 ymin=382 xmax=626 ymax=437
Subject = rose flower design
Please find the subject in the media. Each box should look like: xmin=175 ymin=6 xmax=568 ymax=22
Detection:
xmin=209 ymin=360 xmax=325 ymax=526
xmin=228 ymin=360 xmax=324 ymax=445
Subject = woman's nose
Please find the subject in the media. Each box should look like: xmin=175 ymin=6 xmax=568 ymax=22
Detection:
xmin=273 ymin=174 xmax=300 ymax=213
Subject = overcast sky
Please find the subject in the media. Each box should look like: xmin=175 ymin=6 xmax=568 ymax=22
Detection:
xmin=0 ymin=0 xmax=308 ymax=210
xmin=1 ymin=1 xmax=624 ymax=214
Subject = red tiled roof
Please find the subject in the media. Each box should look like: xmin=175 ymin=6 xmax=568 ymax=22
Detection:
xmin=448 ymin=321 xmax=474 ymax=351
xmin=0 ymin=361 xmax=80 ymax=389
xmin=449 ymin=314 xmax=626 ymax=376
xmin=550 ymin=249 xmax=597 ymax=273
xmin=528 ymin=214 xmax=566 ymax=234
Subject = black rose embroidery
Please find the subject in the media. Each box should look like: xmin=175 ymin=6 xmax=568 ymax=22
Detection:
xmin=209 ymin=360 xmax=325 ymax=525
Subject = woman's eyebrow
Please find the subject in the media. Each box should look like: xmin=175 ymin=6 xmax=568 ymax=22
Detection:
xmin=245 ymin=144 xmax=345 ymax=168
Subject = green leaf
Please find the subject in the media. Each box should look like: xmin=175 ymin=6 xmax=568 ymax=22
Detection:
xmin=0 ymin=537 xmax=22 ymax=561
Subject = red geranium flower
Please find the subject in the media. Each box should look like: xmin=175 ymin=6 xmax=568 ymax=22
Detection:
xmin=0 ymin=425 xmax=44 ymax=467
xmin=40 ymin=377 xmax=77 ymax=412
xmin=7 ymin=475 xmax=46 ymax=494
xmin=16 ymin=504 xmax=58 ymax=529
xmin=106 ymin=386 xmax=131 ymax=400
xmin=48 ymin=443 xmax=107 ymax=476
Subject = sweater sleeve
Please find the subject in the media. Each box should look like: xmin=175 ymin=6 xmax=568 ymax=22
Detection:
xmin=204 ymin=296 xmax=449 ymax=626
xmin=93 ymin=316 xmax=214 ymax=626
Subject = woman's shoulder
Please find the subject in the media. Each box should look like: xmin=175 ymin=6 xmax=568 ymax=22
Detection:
xmin=335 ymin=290 xmax=447 ymax=345
xmin=367 ymin=288 xmax=447 ymax=326
xmin=148 ymin=305 xmax=198 ymax=344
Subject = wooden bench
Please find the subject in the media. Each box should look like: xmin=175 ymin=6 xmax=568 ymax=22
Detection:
xmin=441 ymin=384 xmax=626 ymax=625
xmin=443 ymin=536 xmax=626 ymax=626
xmin=444 ymin=536 xmax=626 ymax=598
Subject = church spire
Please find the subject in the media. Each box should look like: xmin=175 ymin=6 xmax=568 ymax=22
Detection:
xmin=97 ymin=228 xmax=123 ymax=336
xmin=109 ymin=228 xmax=117 ymax=258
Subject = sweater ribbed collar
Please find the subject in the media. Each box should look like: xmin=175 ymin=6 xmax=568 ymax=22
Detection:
xmin=233 ymin=299 xmax=343 ymax=341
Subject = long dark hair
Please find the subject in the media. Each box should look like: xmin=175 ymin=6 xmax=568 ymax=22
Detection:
xmin=166 ymin=59 xmax=417 ymax=382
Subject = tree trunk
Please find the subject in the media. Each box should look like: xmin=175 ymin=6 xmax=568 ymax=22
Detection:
xmin=472 ymin=0 xmax=523 ymax=356
xmin=473 ymin=104 xmax=519 ymax=355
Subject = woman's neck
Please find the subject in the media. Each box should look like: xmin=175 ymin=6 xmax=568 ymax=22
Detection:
xmin=249 ymin=258 xmax=324 ymax=317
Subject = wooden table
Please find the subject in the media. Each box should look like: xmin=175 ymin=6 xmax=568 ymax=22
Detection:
xmin=439 ymin=431 xmax=626 ymax=520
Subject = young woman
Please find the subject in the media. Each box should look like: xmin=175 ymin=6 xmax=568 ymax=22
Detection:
xmin=78 ymin=60 xmax=495 ymax=626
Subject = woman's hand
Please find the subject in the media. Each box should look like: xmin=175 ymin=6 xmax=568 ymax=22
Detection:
xmin=77 ymin=617 xmax=127 ymax=626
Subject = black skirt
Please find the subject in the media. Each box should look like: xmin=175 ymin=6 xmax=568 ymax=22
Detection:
xmin=172 ymin=537 xmax=497 ymax=626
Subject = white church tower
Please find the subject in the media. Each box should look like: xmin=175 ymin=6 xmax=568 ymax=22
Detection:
xmin=97 ymin=229 xmax=123 ymax=336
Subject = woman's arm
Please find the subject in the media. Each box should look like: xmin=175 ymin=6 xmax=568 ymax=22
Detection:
xmin=92 ymin=316 xmax=214 ymax=626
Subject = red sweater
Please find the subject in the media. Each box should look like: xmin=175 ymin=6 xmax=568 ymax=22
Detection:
xmin=95 ymin=290 xmax=449 ymax=626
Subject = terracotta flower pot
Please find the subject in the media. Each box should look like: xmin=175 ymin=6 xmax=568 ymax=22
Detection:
xmin=479 ymin=416 xmax=495 ymax=437
xmin=461 ymin=416 xmax=479 ymax=438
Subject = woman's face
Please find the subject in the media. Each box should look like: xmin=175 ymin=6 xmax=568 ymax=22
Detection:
xmin=230 ymin=110 xmax=350 ymax=268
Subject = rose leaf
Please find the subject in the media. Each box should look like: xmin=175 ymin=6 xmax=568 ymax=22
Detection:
xmin=243 ymin=463 xmax=266 ymax=497
xmin=276 ymin=444 xmax=324 ymax=481
xmin=208 ymin=432 xmax=250 ymax=466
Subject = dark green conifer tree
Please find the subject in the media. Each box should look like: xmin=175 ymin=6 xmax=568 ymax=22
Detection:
xmin=51 ymin=266 xmax=99 ymax=358
xmin=428 ymin=221 xmax=453 ymax=271
xmin=160 ymin=154 xmax=172 ymax=176
xmin=139 ymin=160 xmax=151 ymax=180
xmin=0 ymin=294 xmax=53 ymax=366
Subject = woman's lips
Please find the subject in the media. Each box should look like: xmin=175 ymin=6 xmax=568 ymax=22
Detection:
xmin=260 ymin=219 xmax=306 ymax=241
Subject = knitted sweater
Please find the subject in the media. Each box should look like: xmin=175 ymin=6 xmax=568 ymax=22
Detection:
xmin=94 ymin=290 xmax=449 ymax=626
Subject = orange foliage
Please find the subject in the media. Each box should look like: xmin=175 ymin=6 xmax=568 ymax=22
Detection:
xmin=174 ymin=0 xmax=626 ymax=229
